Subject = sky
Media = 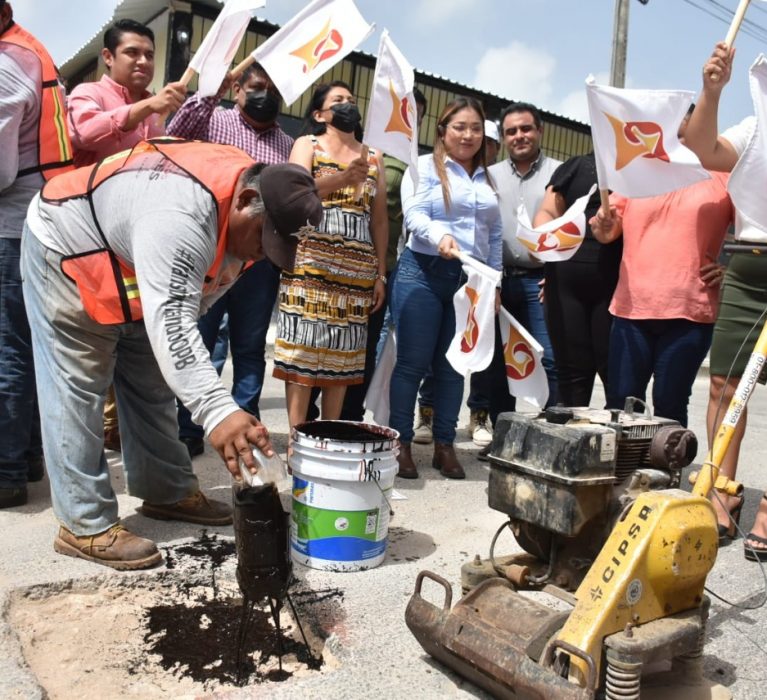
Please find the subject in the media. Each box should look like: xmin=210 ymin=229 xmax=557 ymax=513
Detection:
xmin=11 ymin=0 xmax=767 ymax=129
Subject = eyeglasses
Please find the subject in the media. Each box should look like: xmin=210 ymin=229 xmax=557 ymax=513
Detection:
xmin=446 ymin=123 xmax=483 ymax=136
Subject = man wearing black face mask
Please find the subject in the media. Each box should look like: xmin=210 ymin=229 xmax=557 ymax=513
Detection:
xmin=167 ymin=64 xmax=293 ymax=458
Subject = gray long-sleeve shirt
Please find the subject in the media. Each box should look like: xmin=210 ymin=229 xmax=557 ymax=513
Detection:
xmin=487 ymin=154 xmax=562 ymax=268
xmin=25 ymin=158 xmax=244 ymax=435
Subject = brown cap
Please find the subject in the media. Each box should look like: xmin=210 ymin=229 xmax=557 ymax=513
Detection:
xmin=259 ymin=163 xmax=322 ymax=271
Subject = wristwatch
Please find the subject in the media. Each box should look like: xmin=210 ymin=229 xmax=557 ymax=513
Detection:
xmin=376 ymin=274 xmax=387 ymax=284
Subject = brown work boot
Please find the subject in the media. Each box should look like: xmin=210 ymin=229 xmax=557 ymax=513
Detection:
xmin=140 ymin=490 xmax=233 ymax=526
xmin=54 ymin=523 xmax=162 ymax=570
xmin=397 ymin=442 xmax=419 ymax=479
xmin=433 ymin=443 xmax=466 ymax=479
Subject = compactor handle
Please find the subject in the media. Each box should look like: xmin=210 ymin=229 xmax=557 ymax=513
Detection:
xmin=413 ymin=570 xmax=453 ymax=610
xmin=540 ymin=639 xmax=598 ymax=692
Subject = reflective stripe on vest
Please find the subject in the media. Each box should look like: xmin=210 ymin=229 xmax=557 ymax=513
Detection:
xmin=1 ymin=22 xmax=74 ymax=180
xmin=45 ymin=138 xmax=255 ymax=324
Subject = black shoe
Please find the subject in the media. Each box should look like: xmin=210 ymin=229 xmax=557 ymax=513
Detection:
xmin=27 ymin=455 xmax=45 ymax=483
xmin=0 ymin=487 xmax=28 ymax=509
xmin=306 ymin=402 xmax=320 ymax=422
xmin=181 ymin=437 xmax=205 ymax=458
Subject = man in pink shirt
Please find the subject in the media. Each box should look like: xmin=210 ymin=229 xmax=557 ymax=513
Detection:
xmin=67 ymin=19 xmax=187 ymax=452
xmin=67 ymin=18 xmax=186 ymax=166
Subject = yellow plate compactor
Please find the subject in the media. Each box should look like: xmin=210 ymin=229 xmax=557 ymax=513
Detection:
xmin=406 ymin=325 xmax=766 ymax=698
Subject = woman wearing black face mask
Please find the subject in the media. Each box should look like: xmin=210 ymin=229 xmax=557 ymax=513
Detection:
xmin=273 ymin=81 xmax=388 ymax=432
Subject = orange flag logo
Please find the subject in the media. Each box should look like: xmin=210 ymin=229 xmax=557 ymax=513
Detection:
xmin=503 ymin=324 xmax=535 ymax=380
xmin=520 ymin=220 xmax=583 ymax=254
xmin=605 ymin=112 xmax=669 ymax=170
xmin=384 ymin=80 xmax=414 ymax=139
xmin=290 ymin=18 xmax=344 ymax=74
xmin=460 ymin=287 xmax=480 ymax=353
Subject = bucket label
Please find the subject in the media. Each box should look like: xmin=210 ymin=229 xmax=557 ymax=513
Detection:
xmin=292 ymin=500 xmax=386 ymax=562
xmin=292 ymin=500 xmax=379 ymax=542
xmin=292 ymin=477 xmax=310 ymax=500
xmin=291 ymin=534 xmax=387 ymax=562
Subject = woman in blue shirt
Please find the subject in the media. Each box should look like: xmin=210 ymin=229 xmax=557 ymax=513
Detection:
xmin=390 ymin=97 xmax=502 ymax=480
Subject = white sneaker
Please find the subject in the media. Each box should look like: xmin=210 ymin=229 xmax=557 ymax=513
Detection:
xmin=413 ymin=406 xmax=433 ymax=444
xmin=470 ymin=411 xmax=493 ymax=448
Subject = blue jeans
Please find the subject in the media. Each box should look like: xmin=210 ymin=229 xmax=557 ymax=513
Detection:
xmin=469 ymin=270 xmax=558 ymax=423
xmin=178 ymin=260 xmax=280 ymax=439
xmin=21 ymin=231 xmax=198 ymax=535
xmin=211 ymin=313 xmax=229 ymax=374
xmin=607 ymin=317 xmax=713 ymax=427
xmin=389 ymin=249 xmax=465 ymax=444
xmin=0 ymin=237 xmax=41 ymax=489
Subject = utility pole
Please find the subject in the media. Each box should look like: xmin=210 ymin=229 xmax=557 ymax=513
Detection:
xmin=610 ymin=0 xmax=630 ymax=88
xmin=610 ymin=0 xmax=649 ymax=88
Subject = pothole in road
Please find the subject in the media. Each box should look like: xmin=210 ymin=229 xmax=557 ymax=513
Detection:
xmin=6 ymin=534 xmax=345 ymax=698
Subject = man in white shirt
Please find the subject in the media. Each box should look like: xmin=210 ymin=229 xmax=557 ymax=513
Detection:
xmin=472 ymin=103 xmax=561 ymax=455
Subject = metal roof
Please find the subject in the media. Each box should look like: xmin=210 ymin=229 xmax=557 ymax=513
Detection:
xmin=59 ymin=0 xmax=220 ymax=77
xmin=60 ymin=0 xmax=587 ymax=129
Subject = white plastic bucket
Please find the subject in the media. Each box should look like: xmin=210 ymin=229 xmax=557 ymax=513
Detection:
xmin=290 ymin=421 xmax=399 ymax=572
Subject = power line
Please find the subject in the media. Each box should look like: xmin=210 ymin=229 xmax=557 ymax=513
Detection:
xmin=681 ymin=0 xmax=767 ymax=43
xmin=705 ymin=0 xmax=767 ymax=33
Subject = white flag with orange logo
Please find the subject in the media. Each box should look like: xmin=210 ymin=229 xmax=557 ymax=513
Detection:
xmin=586 ymin=76 xmax=709 ymax=197
xmin=362 ymin=30 xmax=419 ymax=188
xmin=515 ymin=184 xmax=596 ymax=263
xmin=251 ymin=0 xmax=375 ymax=106
xmin=729 ymin=54 xmax=767 ymax=234
xmin=498 ymin=307 xmax=548 ymax=409
xmin=189 ymin=0 xmax=266 ymax=97
xmin=446 ymin=254 xmax=501 ymax=375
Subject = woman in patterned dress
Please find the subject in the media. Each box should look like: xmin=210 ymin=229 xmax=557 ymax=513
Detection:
xmin=274 ymin=81 xmax=387 ymax=430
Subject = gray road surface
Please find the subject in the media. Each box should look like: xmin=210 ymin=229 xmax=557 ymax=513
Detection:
xmin=2 ymin=341 xmax=767 ymax=699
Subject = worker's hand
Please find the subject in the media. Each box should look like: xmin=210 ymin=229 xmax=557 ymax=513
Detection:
xmin=371 ymin=278 xmax=386 ymax=313
xmin=495 ymin=288 xmax=502 ymax=314
xmin=209 ymin=409 xmax=275 ymax=479
xmin=345 ymin=155 xmax=370 ymax=188
xmin=537 ymin=277 xmax=545 ymax=304
xmin=438 ymin=234 xmax=460 ymax=260
xmin=149 ymin=81 xmax=187 ymax=115
xmin=700 ymin=261 xmax=726 ymax=287
xmin=703 ymin=41 xmax=735 ymax=93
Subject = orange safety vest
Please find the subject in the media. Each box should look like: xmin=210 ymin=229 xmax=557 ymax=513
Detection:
xmin=42 ymin=138 xmax=255 ymax=325
xmin=0 ymin=22 xmax=74 ymax=180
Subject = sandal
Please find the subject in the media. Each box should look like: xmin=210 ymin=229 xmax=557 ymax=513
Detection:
xmin=744 ymin=494 xmax=767 ymax=561
xmin=744 ymin=533 xmax=767 ymax=562
xmin=717 ymin=493 xmax=744 ymax=544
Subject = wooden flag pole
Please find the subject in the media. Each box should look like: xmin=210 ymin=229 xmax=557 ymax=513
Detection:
xmin=600 ymin=188 xmax=611 ymax=216
xmin=173 ymin=51 xmax=254 ymax=97
xmin=725 ymin=0 xmax=752 ymax=47
xmin=230 ymin=54 xmax=257 ymax=82
xmin=179 ymin=66 xmax=196 ymax=87
xmin=710 ymin=0 xmax=750 ymax=83
xmin=354 ymin=144 xmax=370 ymax=202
